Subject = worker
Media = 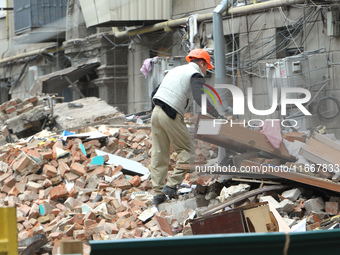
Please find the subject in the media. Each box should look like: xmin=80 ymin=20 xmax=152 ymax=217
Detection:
xmin=151 ymin=48 xmax=224 ymax=206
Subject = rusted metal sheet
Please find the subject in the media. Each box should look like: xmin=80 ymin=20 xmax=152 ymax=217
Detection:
xmin=190 ymin=208 xmax=245 ymax=235
xmin=194 ymin=115 xmax=295 ymax=161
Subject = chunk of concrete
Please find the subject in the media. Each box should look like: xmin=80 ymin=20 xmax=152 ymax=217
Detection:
xmin=304 ymin=197 xmax=325 ymax=213
xmin=283 ymin=218 xmax=297 ymax=228
xmin=281 ymin=188 xmax=302 ymax=202
xmin=259 ymin=196 xmax=283 ymax=211
xmin=158 ymin=198 xmax=197 ymax=215
xmin=280 ymin=199 xmax=295 ymax=213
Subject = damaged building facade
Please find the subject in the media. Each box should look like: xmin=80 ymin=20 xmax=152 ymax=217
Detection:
xmin=0 ymin=0 xmax=340 ymax=135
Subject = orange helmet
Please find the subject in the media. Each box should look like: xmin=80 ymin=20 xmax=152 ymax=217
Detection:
xmin=185 ymin=48 xmax=214 ymax=70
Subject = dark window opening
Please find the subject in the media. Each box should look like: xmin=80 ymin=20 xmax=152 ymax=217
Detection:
xmin=276 ymin=27 xmax=304 ymax=59
xmin=224 ymin=34 xmax=239 ymax=75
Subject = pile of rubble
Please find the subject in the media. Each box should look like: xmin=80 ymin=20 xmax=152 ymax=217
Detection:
xmin=1 ymin=100 xmax=340 ymax=254
xmin=0 ymin=96 xmax=123 ymax=145
xmin=0 ymin=114 xmax=220 ymax=254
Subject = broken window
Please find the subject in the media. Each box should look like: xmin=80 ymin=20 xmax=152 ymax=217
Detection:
xmin=276 ymin=26 xmax=304 ymax=59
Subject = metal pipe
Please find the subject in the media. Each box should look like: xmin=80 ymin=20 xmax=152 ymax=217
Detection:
xmin=213 ymin=0 xmax=236 ymax=165
xmin=1 ymin=0 xmax=10 ymax=59
xmin=229 ymin=0 xmax=304 ymax=15
xmin=0 ymin=46 xmax=63 ymax=66
xmin=113 ymin=13 xmax=214 ymax=38
xmin=113 ymin=0 xmax=304 ymax=39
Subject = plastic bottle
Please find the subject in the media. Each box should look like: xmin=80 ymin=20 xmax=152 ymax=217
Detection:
xmin=136 ymin=116 xmax=143 ymax=124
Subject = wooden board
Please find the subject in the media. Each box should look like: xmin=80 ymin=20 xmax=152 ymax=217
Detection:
xmin=194 ymin=115 xmax=295 ymax=161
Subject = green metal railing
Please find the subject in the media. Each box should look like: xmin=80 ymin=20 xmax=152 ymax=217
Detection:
xmin=90 ymin=228 xmax=340 ymax=255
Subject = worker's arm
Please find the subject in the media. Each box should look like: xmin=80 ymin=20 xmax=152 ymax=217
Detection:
xmin=191 ymin=73 xmax=223 ymax=119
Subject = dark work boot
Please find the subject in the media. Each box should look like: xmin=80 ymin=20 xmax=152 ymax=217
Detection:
xmin=152 ymin=195 xmax=166 ymax=206
xmin=162 ymin=185 xmax=177 ymax=198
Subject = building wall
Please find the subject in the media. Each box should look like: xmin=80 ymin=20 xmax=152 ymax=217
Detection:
xmin=201 ymin=5 xmax=340 ymax=137
xmin=2 ymin=0 xmax=340 ymax=137
xmin=0 ymin=0 xmax=64 ymax=100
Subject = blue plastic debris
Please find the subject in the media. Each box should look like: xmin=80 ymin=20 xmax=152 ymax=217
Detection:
xmin=89 ymin=156 xmax=104 ymax=165
xmin=39 ymin=204 xmax=45 ymax=216
xmin=61 ymin=130 xmax=76 ymax=137
xmin=80 ymin=143 xmax=87 ymax=157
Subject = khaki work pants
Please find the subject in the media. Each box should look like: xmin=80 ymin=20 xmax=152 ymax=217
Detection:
xmin=151 ymin=105 xmax=192 ymax=196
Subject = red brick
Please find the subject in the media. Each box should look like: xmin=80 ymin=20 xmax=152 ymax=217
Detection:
xmin=50 ymin=184 xmax=69 ymax=200
xmin=1 ymin=185 xmax=11 ymax=194
xmin=51 ymin=208 xmax=61 ymax=217
xmin=128 ymin=175 xmax=141 ymax=187
xmin=20 ymin=103 xmax=34 ymax=113
xmin=28 ymin=96 xmax=38 ymax=104
xmin=43 ymin=179 xmax=52 ymax=188
xmin=13 ymin=154 xmax=31 ymax=173
xmin=0 ymin=152 xmax=7 ymax=161
xmin=112 ymin=165 xmax=123 ymax=176
xmin=74 ymin=214 xmax=84 ymax=225
xmin=39 ymin=190 xmax=45 ymax=199
xmin=27 ymin=149 xmax=41 ymax=160
xmin=114 ymin=177 xmax=131 ymax=190
xmin=43 ymin=164 xmax=58 ymax=178
xmin=28 ymin=203 xmax=40 ymax=219
xmin=50 ymin=231 xmax=62 ymax=240
xmin=73 ymin=230 xmax=86 ymax=240
xmin=83 ymin=211 xmax=95 ymax=221
xmin=132 ymin=135 xmax=146 ymax=143
xmin=128 ymin=127 xmax=137 ymax=133
xmin=117 ymin=211 xmax=131 ymax=218
xmin=84 ymin=219 xmax=97 ymax=228
xmin=86 ymin=166 xmax=105 ymax=178
xmin=75 ymin=178 xmax=86 ymax=189
xmin=70 ymin=162 xmax=86 ymax=176
xmin=8 ymin=186 xmax=20 ymax=196
xmin=98 ymin=183 xmax=109 ymax=189
xmin=58 ymin=162 xmax=70 ymax=178
xmin=41 ymin=151 xmax=53 ymax=160
xmin=64 ymin=172 xmax=79 ymax=182
xmin=4 ymin=175 xmax=16 ymax=188
xmin=18 ymin=204 xmax=31 ymax=217
xmin=104 ymin=166 xmax=112 ymax=176
xmin=6 ymin=106 xmax=16 ymax=114
xmin=130 ymin=142 xmax=139 ymax=149
xmin=325 ymin=202 xmax=339 ymax=215
xmin=0 ymin=102 xmax=7 ymax=111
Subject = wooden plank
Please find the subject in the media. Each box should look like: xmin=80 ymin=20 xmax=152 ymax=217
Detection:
xmin=299 ymin=137 xmax=340 ymax=165
xmin=59 ymin=240 xmax=83 ymax=254
xmin=243 ymin=204 xmax=272 ymax=232
xmin=312 ymin=132 xmax=340 ymax=152
xmin=241 ymin=160 xmax=340 ymax=193
xmin=231 ymin=178 xmax=281 ymax=185
xmin=194 ymin=115 xmax=295 ymax=161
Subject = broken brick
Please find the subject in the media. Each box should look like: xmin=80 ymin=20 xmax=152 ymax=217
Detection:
xmin=128 ymin=175 xmax=141 ymax=187
xmin=50 ymin=184 xmax=69 ymax=200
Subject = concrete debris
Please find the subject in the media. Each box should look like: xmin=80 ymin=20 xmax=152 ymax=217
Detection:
xmin=1 ymin=109 xmax=340 ymax=254
xmin=0 ymin=111 xmax=222 ymax=254
xmin=0 ymin=97 xmax=123 ymax=141
xmin=219 ymin=183 xmax=250 ymax=202
xmin=281 ymin=188 xmax=302 ymax=202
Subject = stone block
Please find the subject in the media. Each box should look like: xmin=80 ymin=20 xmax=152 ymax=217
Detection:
xmin=304 ymin=197 xmax=325 ymax=213
xmin=281 ymin=188 xmax=302 ymax=202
